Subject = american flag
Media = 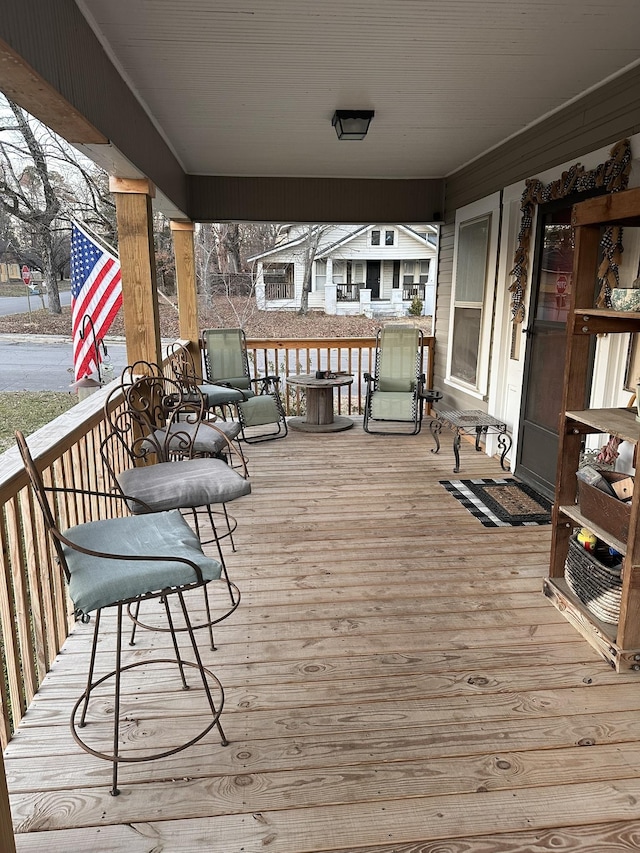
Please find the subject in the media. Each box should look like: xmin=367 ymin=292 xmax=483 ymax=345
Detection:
xmin=70 ymin=222 xmax=122 ymax=381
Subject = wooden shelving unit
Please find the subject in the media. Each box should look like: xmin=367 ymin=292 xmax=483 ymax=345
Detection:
xmin=545 ymin=187 xmax=640 ymax=672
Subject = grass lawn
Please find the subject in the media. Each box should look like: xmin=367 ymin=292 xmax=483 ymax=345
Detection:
xmin=0 ymin=391 xmax=77 ymax=453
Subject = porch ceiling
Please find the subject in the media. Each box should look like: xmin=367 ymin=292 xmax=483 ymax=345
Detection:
xmin=76 ymin=0 xmax=640 ymax=181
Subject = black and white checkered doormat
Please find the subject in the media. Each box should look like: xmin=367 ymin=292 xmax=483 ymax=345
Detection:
xmin=439 ymin=477 xmax=552 ymax=527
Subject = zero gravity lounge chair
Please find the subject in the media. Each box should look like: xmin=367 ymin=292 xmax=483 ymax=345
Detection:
xmin=363 ymin=325 xmax=439 ymax=435
xmin=202 ymin=327 xmax=288 ymax=443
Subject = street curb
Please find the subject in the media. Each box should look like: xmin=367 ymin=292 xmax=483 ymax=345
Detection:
xmin=0 ymin=333 xmax=128 ymax=345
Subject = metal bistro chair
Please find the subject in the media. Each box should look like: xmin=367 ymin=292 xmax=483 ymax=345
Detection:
xmin=202 ymin=327 xmax=288 ymax=443
xmin=15 ymin=430 xmax=228 ymax=797
xmin=102 ymin=367 xmax=251 ymax=648
xmin=363 ymin=325 xmax=437 ymax=435
xmin=166 ymin=341 xmax=250 ymax=448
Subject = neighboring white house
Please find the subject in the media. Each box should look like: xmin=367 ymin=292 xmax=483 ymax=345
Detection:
xmin=249 ymin=224 xmax=438 ymax=317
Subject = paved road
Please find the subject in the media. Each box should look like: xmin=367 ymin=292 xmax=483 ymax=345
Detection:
xmin=0 ymin=291 xmax=72 ymax=316
xmin=0 ymin=336 xmax=128 ymax=392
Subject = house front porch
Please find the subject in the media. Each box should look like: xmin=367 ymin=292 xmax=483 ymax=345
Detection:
xmin=6 ymin=420 xmax=640 ymax=852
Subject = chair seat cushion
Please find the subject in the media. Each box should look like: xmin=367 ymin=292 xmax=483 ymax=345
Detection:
xmin=151 ymin=420 xmax=242 ymax=455
xmin=238 ymin=395 xmax=281 ymax=427
xmin=117 ymin=457 xmax=251 ymax=514
xmin=200 ymin=384 xmax=255 ymax=406
xmin=370 ymin=390 xmax=416 ymax=421
xmin=63 ymin=510 xmax=222 ymax=615
xmin=210 ymin=376 xmax=252 ymax=392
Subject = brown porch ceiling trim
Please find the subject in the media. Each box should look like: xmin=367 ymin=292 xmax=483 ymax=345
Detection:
xmin=188 ymin=176 xmax=445 ymax=224
xmin=0 ymin=0 xmax=188 ymax=215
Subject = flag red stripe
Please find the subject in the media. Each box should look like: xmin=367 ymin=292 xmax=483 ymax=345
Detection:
xmin=71 ymin=234 xmax=123 ymax=379
xmin=72 ymin=259 xmax=118 ymax=337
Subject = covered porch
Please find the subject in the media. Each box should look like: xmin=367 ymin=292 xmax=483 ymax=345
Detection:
xmin=5 ymin=420 xmax=640 ymax=851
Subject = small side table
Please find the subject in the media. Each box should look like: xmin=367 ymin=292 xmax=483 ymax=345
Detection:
xmin=430 ymin=408 xmax=512 ymax=473
xmin=287 ymin=374 xmax=354 ymax=433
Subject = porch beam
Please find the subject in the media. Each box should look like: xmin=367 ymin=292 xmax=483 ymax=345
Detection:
xmin=0 ymin=39 xmax=106 ymax=145
xmin=110 ymin=177 xmax=162 ymax=369
xmin=170 ymin=221 xmax=199 ymax=359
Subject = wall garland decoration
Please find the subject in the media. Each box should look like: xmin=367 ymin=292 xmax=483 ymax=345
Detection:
xmin=509 ymin=138 xmax=632 ymax=323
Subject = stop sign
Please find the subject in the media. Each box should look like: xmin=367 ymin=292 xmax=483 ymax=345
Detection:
xmin=21 ymin=265 xmax=31 ymax=285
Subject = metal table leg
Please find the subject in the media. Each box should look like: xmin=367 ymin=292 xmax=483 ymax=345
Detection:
xmin=430 ymin=418 xmax=442 ymax=454
xmin=452 ymin=427 xmax=462 ymax=473
xmin=498 ymin=430 xmax=513 ymax=470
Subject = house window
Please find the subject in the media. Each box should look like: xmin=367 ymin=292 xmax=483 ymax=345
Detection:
xmin=403 ymin=261 xmax=416 ymax=284
xmin=419 ymin=260 xmax=430 ymax=283
xmin=332 ymin=261 xmax=346 ymax=283
xmin=315 ymin=259 xmax=326 ymax=291
xmin=371 ymin=230 xmax=381 ymax=246
xmin=446 ymin=193 xmax=500 ymax=397
xmin=385 ymin=230 xmax=395 ymax=246
xmin=353 ymin=262 xmax=364 ymax=283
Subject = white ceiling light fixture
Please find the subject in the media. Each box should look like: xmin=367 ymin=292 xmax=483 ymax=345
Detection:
xmin=331 ymin=110 xmax=375 ymax=140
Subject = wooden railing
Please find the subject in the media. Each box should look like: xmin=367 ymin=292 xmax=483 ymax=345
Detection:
xmin=0 ymin=386 xmax=127 ymax=748
xmin=245 ymin=335 xmax=434 ymax=416
xmin=0 ymin=335 xmax=434 ymax=746
xmin=265 ymin=281 xmax=295 ymax=300
xmin=336 ymin=283 xmax=363 ymax=302
xmin=402 ymin=283 xmax=426 ymax=301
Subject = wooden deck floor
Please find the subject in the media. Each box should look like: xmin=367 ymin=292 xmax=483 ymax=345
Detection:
xmin=6 ymin=421 xmax=640 ymax=852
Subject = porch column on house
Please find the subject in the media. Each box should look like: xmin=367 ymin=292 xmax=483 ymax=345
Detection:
xmin=255 ymin=262 xmax=266 ymax=309
xmin=109 ymin=177 xmax=162 ymax=368
xmin=170 ymin=220 xmax=199 ymax=359
xmin=325 ymin=258 xmax=337 ymax=315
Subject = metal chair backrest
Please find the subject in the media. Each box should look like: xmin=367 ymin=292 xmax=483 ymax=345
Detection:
xmin=166 ymin=342 xmax=203 ymax=392
xmin=202 ymin=328 xmax=252 ymax=390
xmin=102 ymin=367 xmax=207 ymax=472
xmin=376 ymin=325 xmax=423 ymax=393
xmin=15 ymin=431 xmax=71 ymax=582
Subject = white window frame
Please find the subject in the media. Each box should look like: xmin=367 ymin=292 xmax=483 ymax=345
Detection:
xmin=384 ymin=229 xmax=396 ymax=246
xmin=445 ymin=192 xmax=500 ymax=399
xmin=403 ymin=261 xmax=416 ymax=284
xmin=314 ymin=259 xmax=326 ymax=292
xmin=370 ymin=229 xmax=381 ymax=246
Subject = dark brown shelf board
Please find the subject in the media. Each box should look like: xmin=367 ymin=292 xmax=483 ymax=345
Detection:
xmin=571 ymin=309 xmax=640 ymax=334
xmin=559 ymin=504 xmax=627 ymax=555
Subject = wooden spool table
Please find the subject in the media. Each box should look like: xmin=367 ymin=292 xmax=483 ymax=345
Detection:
xmin=286 ymin=373 xmax=354 ymax=433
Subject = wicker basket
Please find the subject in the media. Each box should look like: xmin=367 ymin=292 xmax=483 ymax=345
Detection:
xmin=565 ymin=534 xmax=623 ymax=624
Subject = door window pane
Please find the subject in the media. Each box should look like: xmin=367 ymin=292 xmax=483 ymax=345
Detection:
xmin=535 ymin=209 xmax=573 ymax=323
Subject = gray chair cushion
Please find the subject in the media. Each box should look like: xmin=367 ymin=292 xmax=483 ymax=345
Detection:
xmin=63 ymin=510 xmax=222 ymax=615
xmin=238 ymin=395 xmax=281 ymax=427
xmin=117 ymin=457 xmax=251 ymax=514
xmin=201 ymin=384 xmax=255 ymax=406
xmin=151 ymin=420 xmax=242 ymax=455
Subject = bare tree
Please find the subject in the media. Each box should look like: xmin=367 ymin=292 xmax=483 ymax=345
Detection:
xmin=0 ymin=95 xmax=117 ymax=314
xmin=298 ymin=225 xmax=331 ymax=315
xmin=214 ymin=223 xmax=242 ymax=274
xmin=0 ymin=100 xmax=62 ymax=311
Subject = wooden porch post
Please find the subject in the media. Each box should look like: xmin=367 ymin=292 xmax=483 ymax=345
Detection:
xmin=0 ymin=750 xmax=16 ymax=853
xmin=170 ymin=220 xmax=199 ymax=359
xmin=109 ymin=177 xmax=162 ymax=368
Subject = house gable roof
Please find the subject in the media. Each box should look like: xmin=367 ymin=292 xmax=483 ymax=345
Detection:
xmin=248 ymin=224 xmax=437 ymax=262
